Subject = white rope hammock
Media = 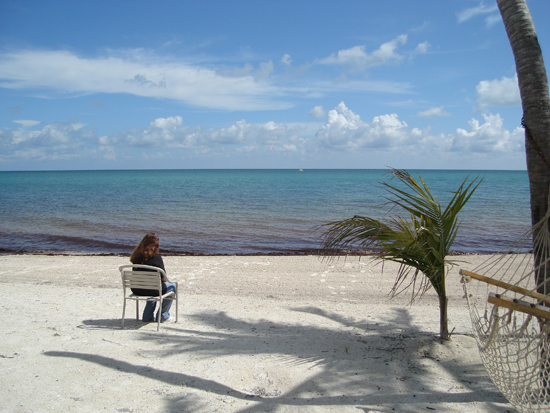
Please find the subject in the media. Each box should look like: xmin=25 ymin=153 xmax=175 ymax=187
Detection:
xmin=461 ymin=205 xmax=550 ymax=412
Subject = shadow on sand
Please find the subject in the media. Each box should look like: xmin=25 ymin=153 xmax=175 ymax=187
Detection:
xmin=79 ymin=317 xmax=155 ymax=330
xmin=46 ymin=306 xmax=513 ymax=412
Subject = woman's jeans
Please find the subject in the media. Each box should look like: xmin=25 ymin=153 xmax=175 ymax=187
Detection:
xmin=142 ymin=282 xmax=177 ymax=322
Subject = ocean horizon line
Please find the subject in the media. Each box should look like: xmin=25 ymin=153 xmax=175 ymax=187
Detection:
xmin=0 ymin=167 xmax=528 ymax=173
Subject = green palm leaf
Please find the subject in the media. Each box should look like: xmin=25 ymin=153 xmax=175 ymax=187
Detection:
xmin=321 ymin=168 xmax=481 ymax=339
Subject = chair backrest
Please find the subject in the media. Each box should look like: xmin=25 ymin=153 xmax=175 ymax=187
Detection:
xmin=119 ymin=264 xmax=166 ymax=293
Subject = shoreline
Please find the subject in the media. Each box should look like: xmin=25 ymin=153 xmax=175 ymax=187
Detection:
xmin=0 ymin=248 xmax=484 ymax=257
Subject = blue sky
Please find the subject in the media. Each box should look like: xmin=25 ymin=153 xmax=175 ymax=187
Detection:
xmin=1 ymin=0 xmax=549 ymax=171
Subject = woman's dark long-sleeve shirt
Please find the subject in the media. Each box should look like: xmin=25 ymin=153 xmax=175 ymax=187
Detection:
xmin=131 ymin=254 xmax=167 ymax=296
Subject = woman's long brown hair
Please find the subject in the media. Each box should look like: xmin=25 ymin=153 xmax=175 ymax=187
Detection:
xmin=130 ymin=233 xmax=159 ymax=264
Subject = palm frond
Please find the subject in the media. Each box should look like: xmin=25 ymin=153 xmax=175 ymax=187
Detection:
xmin=321 ymin=215 xmax=395 ymax=251
xmin=321 ymin=168 xmax=481 ymax=303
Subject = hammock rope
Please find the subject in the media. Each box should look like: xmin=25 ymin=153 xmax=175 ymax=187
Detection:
xmin=461 ymin=202 xmax=550 ymax=412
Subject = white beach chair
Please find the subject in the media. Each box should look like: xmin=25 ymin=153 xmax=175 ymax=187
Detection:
xmin=119 ymin=264 xmax=178 ymax=331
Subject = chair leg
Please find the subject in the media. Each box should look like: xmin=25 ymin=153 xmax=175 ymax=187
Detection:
xmin=136 ymin=300 xmax=140 ymax=320
xmin=175 ymin=282 xmax=178 ymax=323
xmin=157 ymin=298 xmax=161 ymax=331
xmin=122 ymin=298 xmax=126 ymax=329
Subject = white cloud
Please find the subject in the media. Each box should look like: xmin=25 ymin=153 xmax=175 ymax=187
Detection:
xmin=415 ymin=106 xmax=451 ymax=118
xmin=457 ymin=2 xmax=499 ymax=24
xmin=115 ymin=117 xmax=309 ymax=152
xmin=318 ymin=45 xmax=368 ymax=66
xmin=281 ymin=54 xmax=292 ymax=66
xmin=476 ymin=74 xmax=520 ymax=110
xmin=31 ymin=122 xmax=95 ymax=146
xmin=207 ymin=120 xmax=306 ymax=149
xmin=12 ymin=119 xmax=41 ymax=128
xmin=453 ymin=113 xmax=524 ymax=153
xmin=415 ymin=41 xmax=429 ymax=54
xmin=0 ymin=49 xmax=289 ymax=111
xmin=315 ymin=35 xmax=408 ymax=71
xmin=1 ymin=120 xmax=96 ymax=159
xmin=313 ymin=102 xmax=523 ymax=156
xmin=152 ymin=116 xmax=182 ymax=129
xmin=309 ymin=105 xmax=326 ymax=119
xmin=315 ymin=102 xmax=411 ymax=150
xmin=0 ymin=43 xmax=420 ymax=116
xmin=115 ymin=116 xmax=186 ymax=148
xmin=98 ymin=135 xmax=110 ymax=145
xmin=0 ymin=109 xmax=525 ymax=165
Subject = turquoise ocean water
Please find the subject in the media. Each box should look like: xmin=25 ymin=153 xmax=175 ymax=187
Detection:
xmin=0 ymin=169 xmax=531 ymax=255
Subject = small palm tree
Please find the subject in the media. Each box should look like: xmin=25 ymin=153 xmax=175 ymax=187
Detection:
xmin=321 ymin=169 xmax=481 ymax=340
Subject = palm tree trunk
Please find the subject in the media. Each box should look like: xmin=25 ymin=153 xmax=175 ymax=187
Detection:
xmin=498 ymin=0 xmax=550 ymax=395
xmin=497 ymin=0 xmax=550 ymax=295
xmin=437 ymin=263 xmax=449 ymax=340
xmin=439 ymin=294 xmax=449 ymax=340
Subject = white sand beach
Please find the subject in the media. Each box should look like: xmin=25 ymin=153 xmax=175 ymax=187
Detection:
xmin=0 ymin=254 xmax=516 ymax=412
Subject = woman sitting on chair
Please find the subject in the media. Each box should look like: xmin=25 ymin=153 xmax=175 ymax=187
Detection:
xmin=129 ymin=233 xmax=176 ymax=322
